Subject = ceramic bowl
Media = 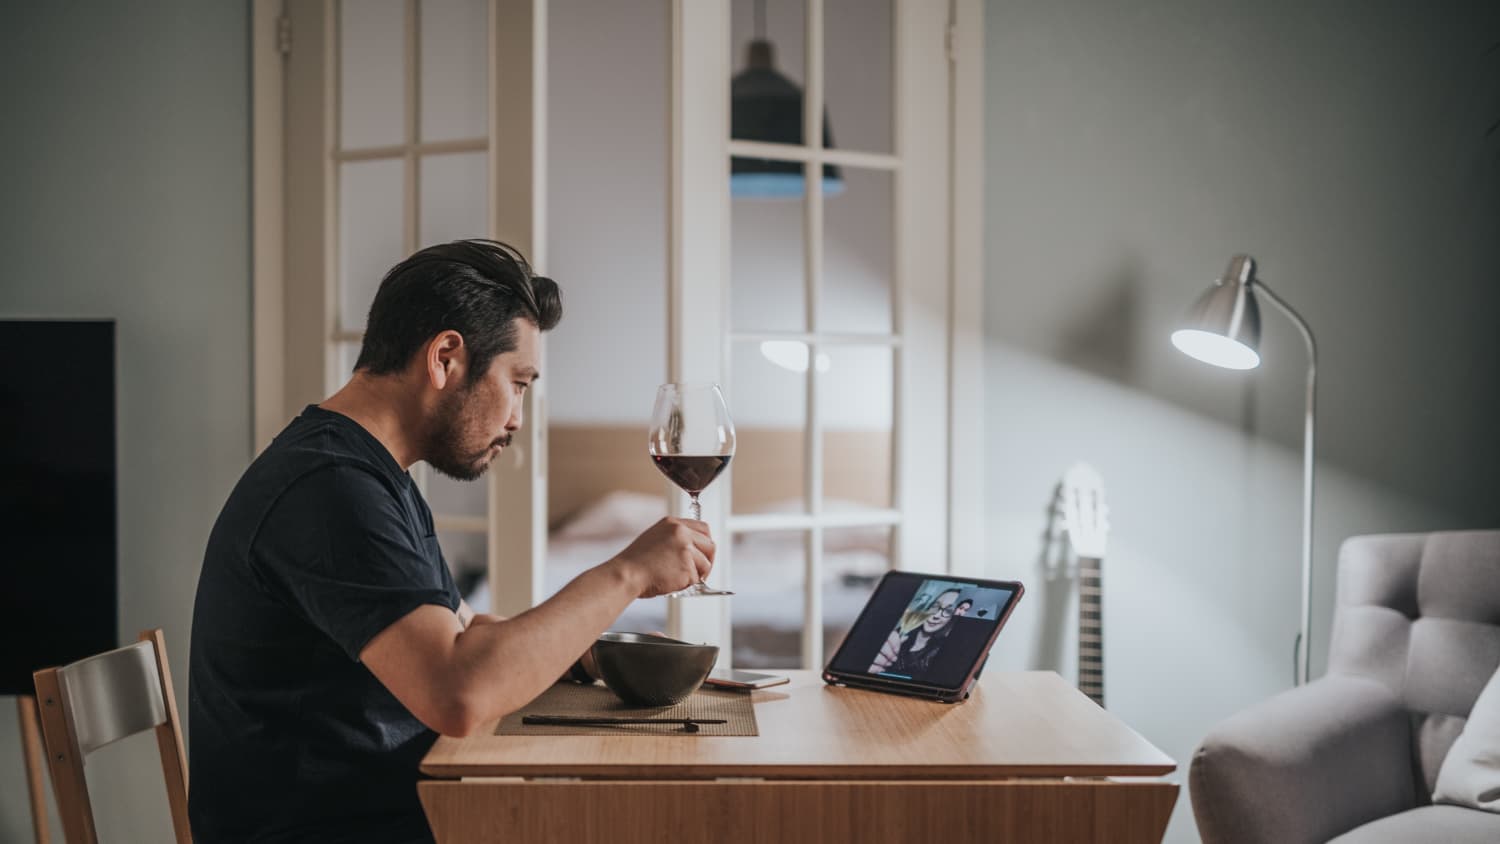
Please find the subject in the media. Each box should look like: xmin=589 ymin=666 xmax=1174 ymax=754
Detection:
xmin=590 ymin=632 xmax=719 ymax=707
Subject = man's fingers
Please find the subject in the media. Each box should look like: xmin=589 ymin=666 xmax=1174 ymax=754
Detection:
xmin=688 ymin=529 xmax=716 ymax=562
xmin=677 ymin=517 xmax=712 ymax=536
xmin=690 ymin=547 xmax=712 ymax=584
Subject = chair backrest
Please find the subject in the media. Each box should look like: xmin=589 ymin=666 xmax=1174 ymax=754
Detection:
xmin=32 ymin=629 xmax=190 ymax=844
xmin=1326 ymin=530 xmax=1500 ymax=799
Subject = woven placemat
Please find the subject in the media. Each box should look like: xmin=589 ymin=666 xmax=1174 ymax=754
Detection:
xmin=495 ymin=682 xmax=758 ymax=736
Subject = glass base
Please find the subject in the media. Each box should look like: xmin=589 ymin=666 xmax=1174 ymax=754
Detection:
xmin=667 ymin=583 xmax=734 ymax=598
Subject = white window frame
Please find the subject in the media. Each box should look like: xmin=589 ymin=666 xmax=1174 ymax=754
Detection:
xmin=255 ymin=0 xmax=549 ymax=619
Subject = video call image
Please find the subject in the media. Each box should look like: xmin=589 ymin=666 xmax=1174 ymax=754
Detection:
xmin=835 ymin=577 xmax=1016 ymax=690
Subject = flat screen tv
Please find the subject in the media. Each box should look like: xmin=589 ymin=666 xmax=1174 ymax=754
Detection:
xmin=0 ymin=320 xmax=117 ymax=695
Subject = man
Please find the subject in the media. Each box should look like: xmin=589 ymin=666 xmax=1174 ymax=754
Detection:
xmin=188 ymin=240 xmax=715 ymax=842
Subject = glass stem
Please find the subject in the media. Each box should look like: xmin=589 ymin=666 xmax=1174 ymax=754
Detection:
xmin=690 ymin=495 xmax=701 ymax=521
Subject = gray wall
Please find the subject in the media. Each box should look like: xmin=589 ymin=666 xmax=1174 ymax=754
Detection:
xmin=983 ymin=1 xmax=1500 ymax=842
xmin=0 ymin=1 xmax=251 ymax=840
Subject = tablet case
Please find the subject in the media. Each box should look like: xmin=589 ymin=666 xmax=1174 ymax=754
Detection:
xmin=821 ymin=572 xmax=1023 ymax=704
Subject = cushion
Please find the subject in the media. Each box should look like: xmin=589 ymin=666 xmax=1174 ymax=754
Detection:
xmin=1328 ymin=805 xmax=1500 ymax=843
xmin=1434 ymin=661 xmax=1500 ymax=811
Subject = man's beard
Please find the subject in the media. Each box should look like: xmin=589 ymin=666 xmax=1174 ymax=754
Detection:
xmin=424 ymin=388 xmax=511 ymax=482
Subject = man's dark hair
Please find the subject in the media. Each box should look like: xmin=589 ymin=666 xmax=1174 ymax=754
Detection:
xmin=354 ymin=239 xmax=562 ymax=383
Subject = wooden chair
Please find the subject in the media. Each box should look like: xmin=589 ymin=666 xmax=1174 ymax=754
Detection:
xmin=32 ymin=629 xmax=190 ymax=844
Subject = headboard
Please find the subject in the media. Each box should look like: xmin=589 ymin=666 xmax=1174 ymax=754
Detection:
xmin=548 ymin=425 xmax=891 ymax=529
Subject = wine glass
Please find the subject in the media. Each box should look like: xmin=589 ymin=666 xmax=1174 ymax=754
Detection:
xmin=648 ymin=382 xmax=736 ymax=597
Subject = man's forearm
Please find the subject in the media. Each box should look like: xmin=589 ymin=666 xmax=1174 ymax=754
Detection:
xmin=447 ymin=561 xmax=639 ymax=726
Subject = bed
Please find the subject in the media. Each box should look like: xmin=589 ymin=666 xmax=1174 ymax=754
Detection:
xmin=459 ymin=425 xmax=894 ymax=668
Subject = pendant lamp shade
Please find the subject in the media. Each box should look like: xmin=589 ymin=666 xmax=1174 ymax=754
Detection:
xmin=1171 ymin=254 xmax=1263 ymax=370
xmin=730 ymin=40 xmax=844 ymax=198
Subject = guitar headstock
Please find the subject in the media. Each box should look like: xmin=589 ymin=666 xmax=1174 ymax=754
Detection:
xmin=1060 ymin=462 xmax=1110 ymax=559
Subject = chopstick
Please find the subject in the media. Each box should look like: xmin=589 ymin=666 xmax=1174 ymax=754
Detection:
xmin=521 ymin=715 xmax=727 ymax=732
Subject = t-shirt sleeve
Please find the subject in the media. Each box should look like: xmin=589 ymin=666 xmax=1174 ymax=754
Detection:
xmin=252 ymin=463 xmax=457 ymax=661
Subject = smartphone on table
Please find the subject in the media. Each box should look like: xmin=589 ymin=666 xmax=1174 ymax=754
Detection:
xmin=703 ymin=670 xmax=790 ymax=690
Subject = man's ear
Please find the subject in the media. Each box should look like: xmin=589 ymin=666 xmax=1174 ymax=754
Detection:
xmin=425 ymin=330 xmax=466 ymax=390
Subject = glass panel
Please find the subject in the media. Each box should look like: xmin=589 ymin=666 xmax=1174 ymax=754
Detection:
xmin=731 ymin=529 xmax=807 ymax=668
xmin=730 ymin=0 xmax=808 ymax=148
xmin=822 ymin=525 xmax=891 ymax=659
xmin=338 ymin=341 xmax=362 ymax=382
xmin=818 ymin=345 xmax=893 ymax=509
xmin=821 ymin=167 xmax=893 ymax=333
xmin=730 ymin=175 xmax=806 ymax=331
xmin=427 ymin=474 xmax=487 ymax=519
xmin=340 ymin=0 xmax=406 ymax=149
xmin=420 ymin=0 xmax=489 ymax=143
xmin=438 ymin=529 xmax=486 ymax=596
xmin=730 ymin=340 xmax=806 ymax=514
xmin=730 ymin=0 xmax=823 ymax=198
xmin=419 ymin=152 xmax=488 ymax=245
xmin=339 ymin=158 xmax=406 ymax=333
xmin=823 ymin=0 xmax=893 ymax=154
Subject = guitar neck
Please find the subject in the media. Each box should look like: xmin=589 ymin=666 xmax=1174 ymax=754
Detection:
xmin=1078 ymin=554 xmax=1104 ymax=707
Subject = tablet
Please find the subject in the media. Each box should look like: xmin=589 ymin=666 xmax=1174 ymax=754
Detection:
xmin=822 ymin=571 xmax=1024 ymax=703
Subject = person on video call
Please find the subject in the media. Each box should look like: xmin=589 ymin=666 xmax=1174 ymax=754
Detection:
xmin=188 ymin=240 xmax=717 ymax=843
xmin=869 ymin=587 xmax=963 ymax=677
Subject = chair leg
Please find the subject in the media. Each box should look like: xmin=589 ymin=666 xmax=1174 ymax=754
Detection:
xmin=32 ymin=669 xmax=99 ymax=844
xmin=141 ymin=629 xmax=192 ymax=844
xmin=17 ymin=696 xmax=51 ymax=844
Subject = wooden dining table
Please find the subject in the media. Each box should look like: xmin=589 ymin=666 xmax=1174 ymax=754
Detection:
xmin=419 ymin=670 xmax=1178 ymax=843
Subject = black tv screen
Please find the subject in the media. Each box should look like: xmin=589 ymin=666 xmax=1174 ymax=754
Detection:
xmin=0 ymin=320 xmax=117 ymax=695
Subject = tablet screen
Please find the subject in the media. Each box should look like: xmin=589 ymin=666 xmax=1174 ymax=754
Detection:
xmin=826 ymin=572 xmax=1021 ymax=692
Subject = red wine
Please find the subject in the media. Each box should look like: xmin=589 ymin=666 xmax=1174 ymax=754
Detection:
xmin=652 ymin=454 xmax=731 ymax=495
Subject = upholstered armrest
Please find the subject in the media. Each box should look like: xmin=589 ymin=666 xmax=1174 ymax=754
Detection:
xmin=1190 ymin=674 xmax=1418 ymax=844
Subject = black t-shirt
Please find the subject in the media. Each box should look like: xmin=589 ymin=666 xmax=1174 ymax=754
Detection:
xmin=189 ymin=406 xmax=459 ymax=843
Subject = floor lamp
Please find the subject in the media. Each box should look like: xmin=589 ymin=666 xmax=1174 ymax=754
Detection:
xmin=1171 ymin=254 xmax=1317 ymax=686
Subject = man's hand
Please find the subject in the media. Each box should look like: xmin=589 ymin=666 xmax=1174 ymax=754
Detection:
xmin=608 ymin=517 xmax=715 ymax=598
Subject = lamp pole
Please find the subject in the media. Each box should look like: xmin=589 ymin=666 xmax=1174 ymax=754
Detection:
xmin=1250 ymin=280 xmax=1317 ymax=686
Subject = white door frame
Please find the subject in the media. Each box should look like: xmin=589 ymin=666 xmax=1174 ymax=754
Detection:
xmin=252 ymin=0 xmax=987 ymax=659
xmin=668 ymin=0 xmax=987 ymax=668
xmin=253 ymin=0 xmax=549 ymax=619
xmin=947 ymin=0 xmax=986 ymax=577
xmin=665 ymin=0 xmax=734 ymax=650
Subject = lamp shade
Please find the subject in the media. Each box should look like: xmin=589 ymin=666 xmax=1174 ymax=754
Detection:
xmin=1171 ymin=254 xmax=1262 ymax=370
xmin=730 ymin=40 xmax=844 ymax=198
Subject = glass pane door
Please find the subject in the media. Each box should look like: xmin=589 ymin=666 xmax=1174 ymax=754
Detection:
xmin=333 ymin=0 xmax=495 ymax=601
xmin=726 ymin=0 xmax=899 ymax=670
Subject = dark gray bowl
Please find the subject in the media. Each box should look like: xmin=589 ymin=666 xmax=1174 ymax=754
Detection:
xmin=591 ymin=632 xmax=719 ymax=707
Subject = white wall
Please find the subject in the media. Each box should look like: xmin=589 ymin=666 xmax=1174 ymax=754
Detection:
xmin=0 ymin=2 xmax=251 ymax=841
xmin=983 ymin=1 xmax=1500 ymax=841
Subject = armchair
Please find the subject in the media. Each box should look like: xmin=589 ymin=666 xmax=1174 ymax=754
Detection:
xmin=1190 ymin=530 xmax=1500 ymax=843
